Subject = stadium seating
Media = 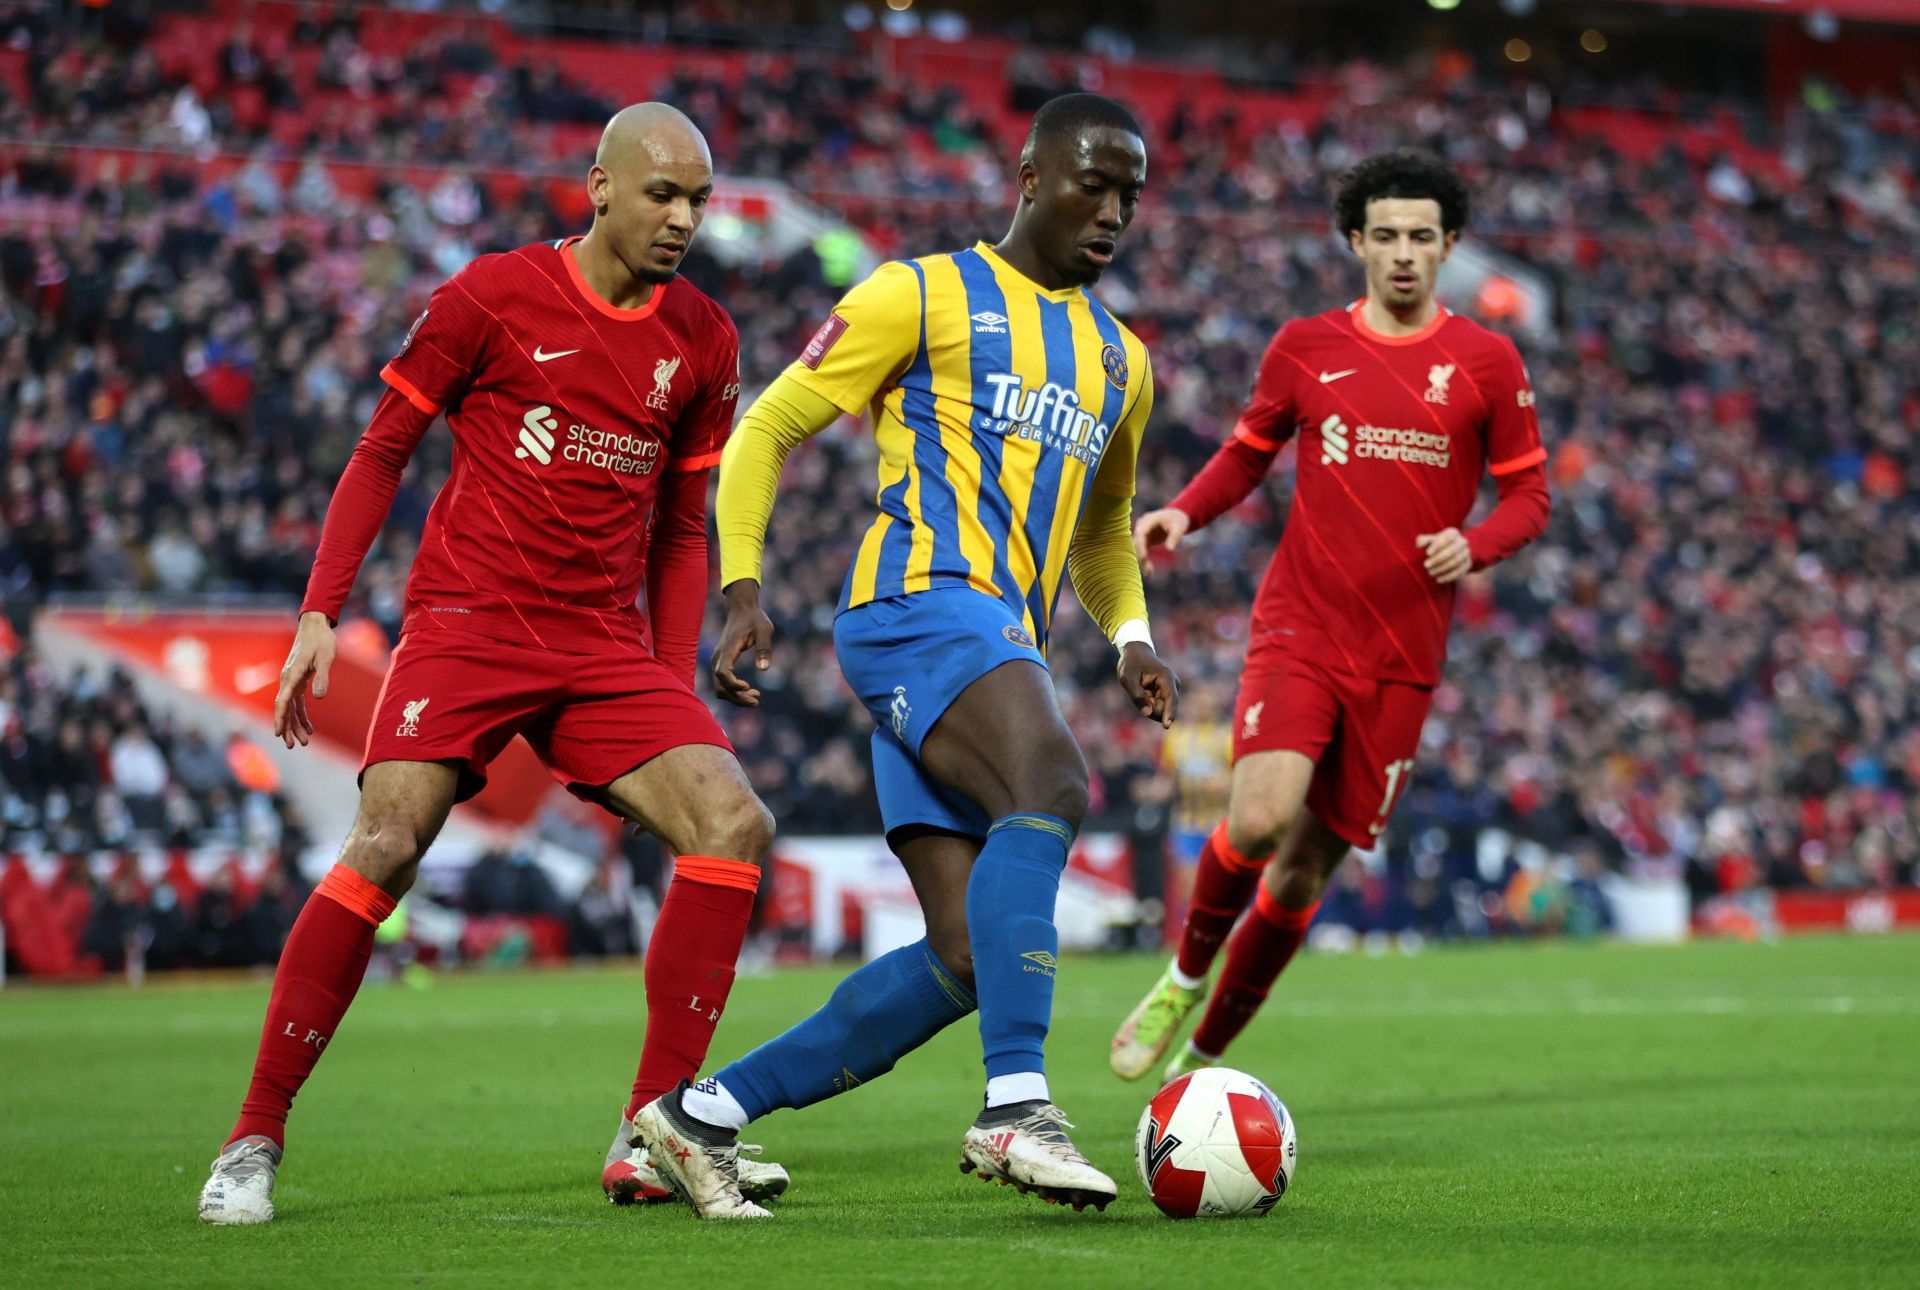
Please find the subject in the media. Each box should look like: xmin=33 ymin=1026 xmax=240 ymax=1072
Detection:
xmin=2 ymin=3 xmax=1916 ymax=973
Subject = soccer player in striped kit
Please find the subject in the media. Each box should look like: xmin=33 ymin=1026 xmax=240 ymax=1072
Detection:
xmin=635 ymin=94 xmax=1178 ymax=1218
xmin=1111 ymin=149 xmax=1552 ymax=1084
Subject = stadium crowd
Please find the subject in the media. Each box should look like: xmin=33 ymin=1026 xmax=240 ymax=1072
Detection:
xmin=2 ymin=12 xmax=1917 ymax=972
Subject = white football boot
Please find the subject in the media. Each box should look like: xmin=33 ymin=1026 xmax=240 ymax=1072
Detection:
xmin=603 ymin=1109 xmax=789 ymax=1206
xmin=198 ymin=1136 xmax=282 ymax=1225
xmin=631 ymin=1086 xmax=772 ymax=1219
xmin=959 ymin=1101 xmax=1117 ymax=1212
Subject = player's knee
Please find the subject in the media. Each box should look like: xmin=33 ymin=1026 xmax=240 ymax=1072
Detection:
xmin=926 ymin=929 xmax=975 ymax=991
xmin=340 ymin=814 xmax=428 ymax=895
xmin=1231 ymin=800 xmax=1295 ymax=856
xmin=1008 ymin=746 xmax=1089 ymax=827
xmin=1044 ymin=773 xmax=1091 ymax=829
xmin=694 ymin=793 xmax=775 ymax=864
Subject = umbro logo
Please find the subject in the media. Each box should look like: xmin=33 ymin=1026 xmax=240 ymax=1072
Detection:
xmin=971 ymin=311 xmax=1008 ymax=334
xmin=1019 ymin=949 xmax=1058 ymax=977
xmin=533 ymin=346 xmax=579 ymax=363
xmin=1318 ymin=368 xmax=1358 ymax=383
xmin=517 ymin=405 xmax=559 ymax=464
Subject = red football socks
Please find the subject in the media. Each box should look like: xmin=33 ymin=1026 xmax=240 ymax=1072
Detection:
xmin=625 ymin=855 xmax=762 ymax=1120
xmin=227 ymin=866 xmax=396 ymax=1148
xmin=1189 ymin=884 xmax=1319 ymax=1059
xmin=1175 ymin=821 xmax=1267 ymax=980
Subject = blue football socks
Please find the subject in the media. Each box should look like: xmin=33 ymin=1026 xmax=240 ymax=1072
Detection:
xmin=713 ymin=938 xmax=976 ymax=1122
xmin=966 ymin=812 xmax=1075 ymax=1096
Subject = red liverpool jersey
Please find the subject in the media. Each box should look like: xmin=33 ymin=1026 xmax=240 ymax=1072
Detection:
xmin=305 ymin=237 xmax=740 ymax=658
xmin=1172 ymin=302 xmax=1549 ymax=686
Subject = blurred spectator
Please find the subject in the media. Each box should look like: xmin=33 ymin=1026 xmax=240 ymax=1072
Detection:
xmin=80 ymin=863 xmax=148 ymax=972
xmin=569 ymin=862 xmax=638 ymax=959
xmin=463 ymin=848 xmax=565 ymax=917
xmin=173 ymin=729 xmax=232 ymax=798
xmin=192 ymin=863 xmax=254 ymax=968
xmin=108 ymin=725 xmax=169 ymax=827
xmin=1565 ymin=845 xmax=1616 ymax=938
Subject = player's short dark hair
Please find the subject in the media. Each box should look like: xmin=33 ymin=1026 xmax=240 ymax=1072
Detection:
xmin=1022 ymin=93 xmax=1143 ymax=161
xmin=1334 ymin=149 xmax=1469 ymax=236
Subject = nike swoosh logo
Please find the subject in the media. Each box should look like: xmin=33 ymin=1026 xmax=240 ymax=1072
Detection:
xmin=1319 ymin=369 xmax=1359 ymax=383
xmin=533 ymin=347 xmax=580 ymax=363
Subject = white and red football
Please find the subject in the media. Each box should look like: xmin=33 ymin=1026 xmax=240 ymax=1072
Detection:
xmin=1134 ymin=1067 xmax=1297 ymax=1218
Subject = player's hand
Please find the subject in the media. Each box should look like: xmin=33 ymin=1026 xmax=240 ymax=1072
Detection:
xmin=1118 ymin=642 xmax=1180 ymax=729
xmin=273 ymin=611 xmax=336 ymax=749
xmin=1415 ymin=528 xmax=1473 ymax=585
xmin=713 ymin=579 xmax=776 ymax=707
xmin=1132 ymin=507 xmax=1193 ymax=569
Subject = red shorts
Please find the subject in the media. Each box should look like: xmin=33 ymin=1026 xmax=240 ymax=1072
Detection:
xmin=1231 ymin=654 xmax=1433 ymax=849
xmin=363 ymin=631 xmax=732 ymax=803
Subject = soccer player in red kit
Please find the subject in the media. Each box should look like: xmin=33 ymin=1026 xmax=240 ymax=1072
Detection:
xmin=198 ymin=103 xmax=787 ymax=1224
xmin=1111 ymin=150 xmax=1551 ymax=1082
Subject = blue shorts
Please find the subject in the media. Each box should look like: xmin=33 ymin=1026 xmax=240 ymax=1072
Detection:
xmin=835 ymin=586 xmax=1047 ymax=840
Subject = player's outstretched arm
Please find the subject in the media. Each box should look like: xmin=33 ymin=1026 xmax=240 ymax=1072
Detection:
xmin=1145 ymin=326 xmax=1299 ymax=565
xmin=711 ymin=374 xmax=843 ymax=707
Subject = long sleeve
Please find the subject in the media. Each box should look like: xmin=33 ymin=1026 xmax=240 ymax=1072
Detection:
xmin=299 ymin=387 xmax=434 ymax=622
xmin=1168 ymin=435 xmax=1280 ymax=531
xmin=1465 ymin=463 xmax=1550 ymax=571
xmin=645 ymin=466 xmax=712 ymax=687
xmin=714 ymin=372 xmax=845 ymax=588
xmin=1067 ymin=489 xmax=1149 ymax=639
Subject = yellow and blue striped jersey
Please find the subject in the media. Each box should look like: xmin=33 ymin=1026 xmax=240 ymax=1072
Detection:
xmin=784 ymin=242 xmax=1154 ymax=647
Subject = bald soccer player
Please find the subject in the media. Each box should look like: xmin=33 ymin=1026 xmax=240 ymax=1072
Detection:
xmin=198 ymin=104 xmax=789 ymax=1225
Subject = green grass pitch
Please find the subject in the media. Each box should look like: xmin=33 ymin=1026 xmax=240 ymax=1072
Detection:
xmin=4 ymin=935 xmax=1918 ymax=1288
